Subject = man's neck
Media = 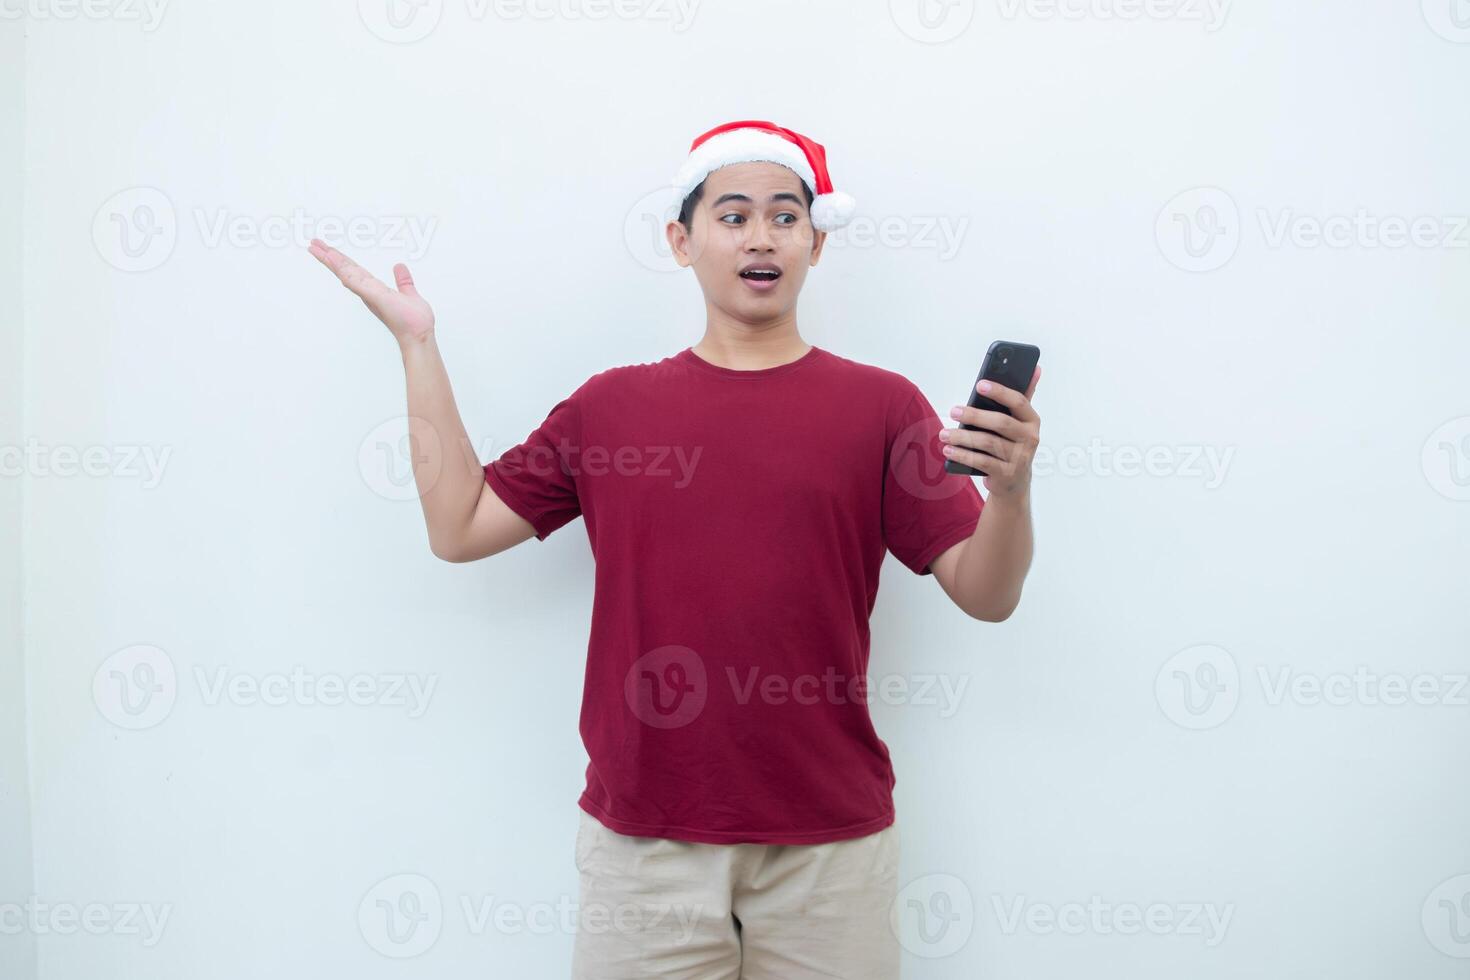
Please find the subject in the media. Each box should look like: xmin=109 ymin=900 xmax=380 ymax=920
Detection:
xmin=693 ymin=312 xmax=810 ymax=371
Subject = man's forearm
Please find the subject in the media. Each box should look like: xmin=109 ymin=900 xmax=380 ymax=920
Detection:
xmin=398 ymin=332 xmax=484 ymax=555
xmin=953 ymin=492 xmax=1033 ymax=621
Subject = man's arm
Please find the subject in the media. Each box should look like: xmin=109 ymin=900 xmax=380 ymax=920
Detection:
xmin=308 ymin=240 xmax=534 ymax=562
xmin=399 ymin=332 xmax=538 ymax=562
xmin=928 ymin=369 xmax=1042 ymax=621
xmin=929 ymin=493 xmax=1032 ymax=621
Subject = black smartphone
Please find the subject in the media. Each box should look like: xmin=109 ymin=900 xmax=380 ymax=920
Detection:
xmin=944 ymin=341 xmax=1042 ymax=477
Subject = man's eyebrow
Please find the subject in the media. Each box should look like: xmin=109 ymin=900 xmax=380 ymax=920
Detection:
xmin=710 ymin=192 xmax=808 ymax=209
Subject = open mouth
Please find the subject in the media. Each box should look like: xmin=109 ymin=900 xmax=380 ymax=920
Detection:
xmin=739 ymin=266 xmax=782 ymax=291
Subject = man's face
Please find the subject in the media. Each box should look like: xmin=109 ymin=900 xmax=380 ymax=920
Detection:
xmin=667 ymin=162 xmax=826 ymax=324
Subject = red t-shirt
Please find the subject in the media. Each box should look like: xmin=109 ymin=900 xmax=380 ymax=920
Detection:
xmin=483 ymin=344 xmax=983 ymax=845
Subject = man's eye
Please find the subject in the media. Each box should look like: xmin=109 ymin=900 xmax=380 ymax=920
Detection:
xmin=720 ymin=213 xmax=744 ymax=224
xmin=776 ymin=213 xmax=797 ymax=225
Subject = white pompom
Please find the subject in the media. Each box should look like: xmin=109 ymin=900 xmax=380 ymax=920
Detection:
xmin=810 ymin=191 xmax=856 ymax=232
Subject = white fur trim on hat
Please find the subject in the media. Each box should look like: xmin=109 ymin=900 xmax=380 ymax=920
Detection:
xmin=672 ymin=128 xmax=818 ymax=203
xmin=672 ymin=128 xmax=859 ymax=231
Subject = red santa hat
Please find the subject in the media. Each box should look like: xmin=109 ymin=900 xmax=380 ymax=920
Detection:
xmin=672 ymin=119 xmax=857 ymax=233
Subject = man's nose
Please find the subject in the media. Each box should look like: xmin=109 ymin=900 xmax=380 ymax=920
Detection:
xmin=746 ymin=221 xmax=776 ymax=251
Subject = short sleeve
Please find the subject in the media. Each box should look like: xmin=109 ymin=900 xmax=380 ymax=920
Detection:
xmin=483 ymin=388 xmax=583 ymax=541
xmin=882 ymin=384 xmax=984 ymax=575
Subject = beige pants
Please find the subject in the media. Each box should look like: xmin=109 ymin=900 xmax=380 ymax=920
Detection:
xmin=570 ymin=808 xmax=901 ymax=979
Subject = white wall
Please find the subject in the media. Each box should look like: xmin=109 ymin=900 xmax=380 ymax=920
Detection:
xmin=1 ymin=11 xmax=38 ymax=980
xmin=10 ymin=1 xmax=1470 ymax=978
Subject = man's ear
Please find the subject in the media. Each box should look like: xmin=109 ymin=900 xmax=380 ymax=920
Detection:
xmin=666 ymin=220 xmax=692 ymax=268
xmin=809 ymin=229 xmax=827 ymax=266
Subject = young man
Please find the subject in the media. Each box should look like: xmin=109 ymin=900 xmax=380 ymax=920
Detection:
xmin=309 ymin=119 xmax=1040 ymax=979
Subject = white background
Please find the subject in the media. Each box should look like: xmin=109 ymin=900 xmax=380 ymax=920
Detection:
xmin=3 ymin=0 xmax=1468 ymax=977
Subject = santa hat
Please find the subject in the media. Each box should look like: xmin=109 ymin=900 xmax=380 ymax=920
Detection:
xmin=672 ymin=119 xmax=856 ymax=233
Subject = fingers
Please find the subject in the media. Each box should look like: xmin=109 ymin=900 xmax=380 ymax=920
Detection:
xmin=1024 ymin=366 xmax=1041 ymax=401
xmin=308 ymin=238 xmax=388 ymax=302
xmin=940 ymin=427 xmax=1012 ymax=461
xmin=942 ymin=443 xmax=1002 ymax=472
xmin=393 ymin=263 xmax=419 ymax=298
xmin=307 ymin=238 xmax=354 ymax=278
xmin=974 ymin=378 xmax=1039 ymax=423
xmin=950 ymin=407 xmax=1023 ymax=437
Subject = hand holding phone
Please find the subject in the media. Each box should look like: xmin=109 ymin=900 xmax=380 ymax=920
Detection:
xmin=944 ymin=341 xmax=1042 ymax=478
